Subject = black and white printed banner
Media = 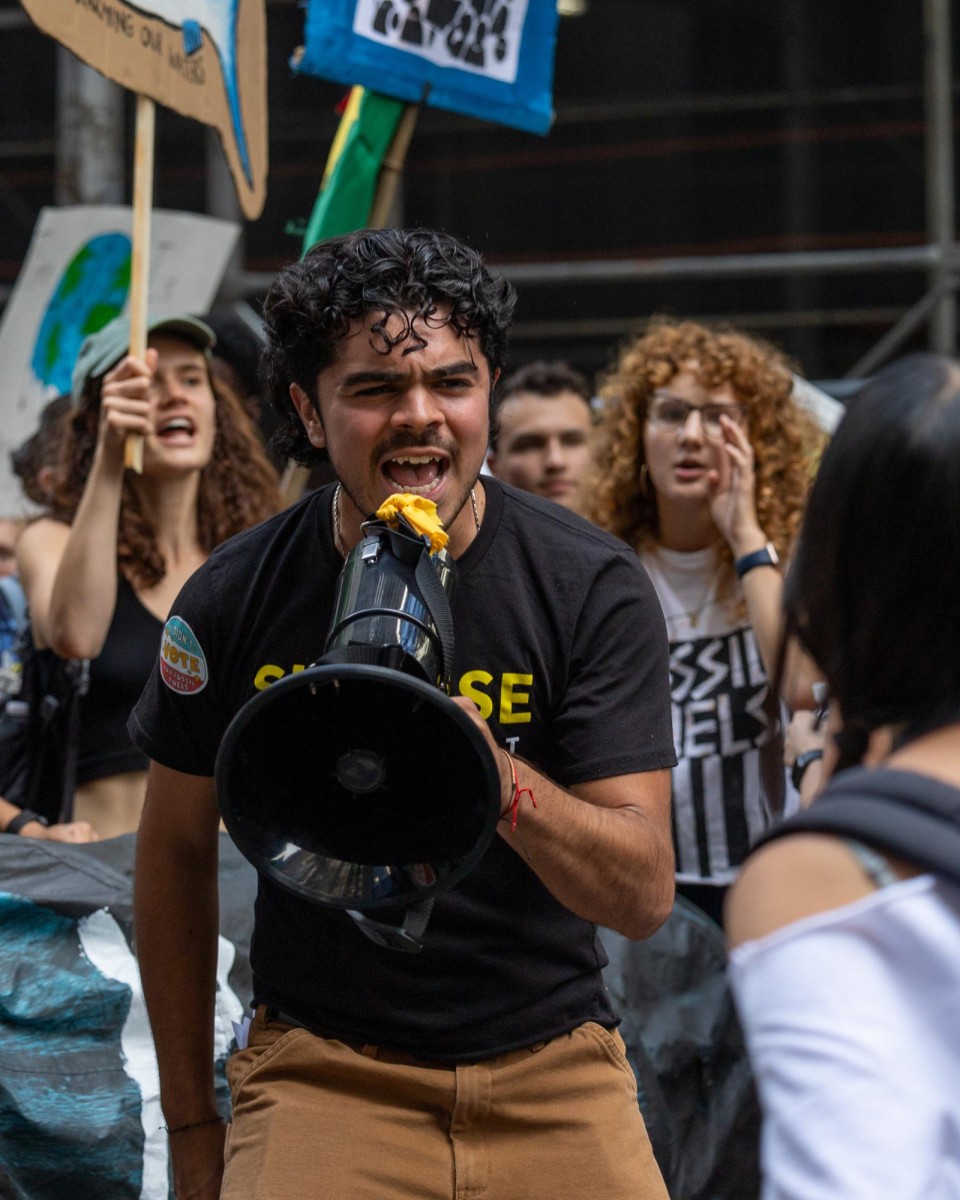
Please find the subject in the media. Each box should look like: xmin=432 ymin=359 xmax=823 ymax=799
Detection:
xmin=296 ymin=0 xmax=559 ymax=134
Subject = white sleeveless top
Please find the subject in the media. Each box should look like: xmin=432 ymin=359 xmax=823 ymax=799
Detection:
xmin=729 ymin=875 xmax=960 ymax=1199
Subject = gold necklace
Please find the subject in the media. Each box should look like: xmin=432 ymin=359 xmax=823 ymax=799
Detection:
xmin=332 ymin=484 xmax=345 ymax=558
xmin=686 ymin=575 xmax=716 ymax=628
xmin=652 ymin=545 xmax=716 ymax=629
xmin=470 ymin=487 xmax=480 ymax=533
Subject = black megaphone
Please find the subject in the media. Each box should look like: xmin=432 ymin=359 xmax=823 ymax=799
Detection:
xmin=215 ymin=511 xmax=502 ymax=951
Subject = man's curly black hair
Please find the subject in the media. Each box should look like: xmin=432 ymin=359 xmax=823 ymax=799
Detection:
xmin=261 ymin=228 xmax=518 ymax=466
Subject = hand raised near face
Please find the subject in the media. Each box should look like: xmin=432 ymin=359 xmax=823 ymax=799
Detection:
xmin=707 ymin=413 xmax=765 ymax=557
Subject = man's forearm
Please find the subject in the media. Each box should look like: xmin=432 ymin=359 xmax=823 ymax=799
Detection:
xmin=134 ymin=819 xmax=221 ymax=1125
xmin=497 ymin=759 xmax=674 ymax=941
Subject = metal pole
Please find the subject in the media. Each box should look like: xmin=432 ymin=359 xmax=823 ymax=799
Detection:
xmin=781 ymin=0 xmax=818 ymax=369
xmin=205 ymin=128 xmax=245 ymax=303
xmin=847 ymin=281 xmax=957 ymax=377
xmin=924 ymin=0 xmax=956 ymax=352
xmin=56 ymin=48 xmax=124 ymax=205
xmin=495 ymin=245 xmax=941 ymax=285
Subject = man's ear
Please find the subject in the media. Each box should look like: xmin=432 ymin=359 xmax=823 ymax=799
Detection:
xmin=290 ymin=383 xmax=325 ymax=449
xmin=486 ymin=450 xmax=499 ymax=477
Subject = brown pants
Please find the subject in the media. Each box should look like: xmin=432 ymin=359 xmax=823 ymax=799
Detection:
xmin=220 ymin=1007 xmax=668 ymax=1200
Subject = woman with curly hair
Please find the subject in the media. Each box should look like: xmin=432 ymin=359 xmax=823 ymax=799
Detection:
xmin=584 ymin=319 xmax=821 ymax=923
xmin=15 ymin=314 xmax=280 ymax=838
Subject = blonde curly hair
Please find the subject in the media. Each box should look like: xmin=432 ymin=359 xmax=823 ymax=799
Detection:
xmin=584 ymin=318 xmax=821 ymax=609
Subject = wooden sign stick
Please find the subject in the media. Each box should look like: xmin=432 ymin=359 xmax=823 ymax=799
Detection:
xmin=124 ymin=93 xmax=156 ymax=475
xmin=368 ymin=101 xmax=421 ymax=230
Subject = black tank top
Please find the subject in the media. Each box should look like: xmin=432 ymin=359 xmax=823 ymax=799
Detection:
xmin=77 ymin=576 xmax=164 ymax=786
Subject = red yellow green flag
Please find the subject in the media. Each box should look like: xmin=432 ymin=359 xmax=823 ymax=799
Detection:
xmin=302 ymin=87 xmax=407 ymax=255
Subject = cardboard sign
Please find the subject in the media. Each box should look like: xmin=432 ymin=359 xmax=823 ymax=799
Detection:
xmin=0 ymin=206 xmax=240 ymax=517
xmin=20 ymin=0 xmax=268 ymax=218
xmin=296 ymin=0 xmax=559 ymax=135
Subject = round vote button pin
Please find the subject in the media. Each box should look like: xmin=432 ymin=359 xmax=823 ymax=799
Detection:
xmin=159 ymin=616 xmax=209 ymax=695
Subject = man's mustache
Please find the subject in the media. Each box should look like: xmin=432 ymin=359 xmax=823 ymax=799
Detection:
xmin=375 ymin=433 xmax=460 ymax=462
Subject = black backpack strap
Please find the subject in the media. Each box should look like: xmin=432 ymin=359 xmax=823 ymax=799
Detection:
xmin=57 ymin=659 xmax=89 ymax=824
xmin=23 ymin=654 xmax=88 ymax=825
xmin=758 ymin=766 xmax=960 ymax=891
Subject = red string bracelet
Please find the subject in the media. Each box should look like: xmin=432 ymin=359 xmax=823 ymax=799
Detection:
xmin=500 ymin=750 xmax=537 ymax=832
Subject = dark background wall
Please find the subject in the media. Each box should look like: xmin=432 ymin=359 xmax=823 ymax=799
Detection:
xmin=1 ymin=0 xmax=954 ymax=384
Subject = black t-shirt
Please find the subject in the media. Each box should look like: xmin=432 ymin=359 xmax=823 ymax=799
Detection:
xmin=129 ymin=478 xmax=675 ymax=1058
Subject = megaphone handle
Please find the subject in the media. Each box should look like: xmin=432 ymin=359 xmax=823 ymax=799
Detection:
xmin=347 ymin=898 xmax=435 ymax=953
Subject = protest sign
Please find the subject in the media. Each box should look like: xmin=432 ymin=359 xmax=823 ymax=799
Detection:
xmin=0 ymin=206 xmax=239 ymax=517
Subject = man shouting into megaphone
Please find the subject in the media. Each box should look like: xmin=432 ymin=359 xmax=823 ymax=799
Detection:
xmin=131 ymin=228 xmax=676 ymax=1200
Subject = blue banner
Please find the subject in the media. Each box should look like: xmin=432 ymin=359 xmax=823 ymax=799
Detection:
xmin=295 ymin=0 xmax=559 ymax=136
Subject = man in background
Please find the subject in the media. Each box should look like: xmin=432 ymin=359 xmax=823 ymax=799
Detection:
xmin=487 ymin=360 xmax=593 ymax=509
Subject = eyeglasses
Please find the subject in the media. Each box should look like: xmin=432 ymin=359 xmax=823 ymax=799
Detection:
xmin=647 ymin=392 xmax=746 ymax=440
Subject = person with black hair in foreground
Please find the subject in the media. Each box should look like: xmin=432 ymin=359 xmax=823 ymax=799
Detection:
xmin=130 ymin=228 xmax=676 ymax=1200
xmin=726 ymin=353 xmax=960 ymax=1199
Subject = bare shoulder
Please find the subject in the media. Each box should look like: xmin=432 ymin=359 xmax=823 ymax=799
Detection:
xmin=15 ymin=516 xmax=70 ymax=568
xmin=725 ymin=834 xmax=886 ymax=948
xmin=15 ymin=519 xmax=72 ymax=630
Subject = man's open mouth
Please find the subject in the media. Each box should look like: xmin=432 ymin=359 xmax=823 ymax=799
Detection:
xmin=381 ymin=454 xmax=448 ymax=494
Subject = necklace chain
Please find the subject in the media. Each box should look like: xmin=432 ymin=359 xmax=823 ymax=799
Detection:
xmin=470 ymin=487 xmax=480 ymax=533
xmin=332 ymin=483 xmax=480 ymax=559
xmin=686 ymin=575 xmax=715 ymax=628
xmin=652 ymin=546 xmax=715 ymax=628
xmin=332 ymin=484 xmax=345 ymax=558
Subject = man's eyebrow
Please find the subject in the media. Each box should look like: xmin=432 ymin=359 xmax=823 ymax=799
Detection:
xmin=427 ymin=360 xmax=480 ymax=379
xmin=340 ymin=370 xmax=406 ymax=388
xmin=340 ymin=361 xmax=480 ymax=388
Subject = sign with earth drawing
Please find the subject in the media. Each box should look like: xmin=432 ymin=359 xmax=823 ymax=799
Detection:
xmin=0 ymin=206 xmax=239 ymax=517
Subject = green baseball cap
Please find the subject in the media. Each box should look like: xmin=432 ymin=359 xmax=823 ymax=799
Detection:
xmin=70 ymin=313 xmax=216 ymax=406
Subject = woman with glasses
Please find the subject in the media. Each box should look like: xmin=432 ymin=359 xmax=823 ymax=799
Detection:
xmin=585 ymin=319 xmax=821 ymax=923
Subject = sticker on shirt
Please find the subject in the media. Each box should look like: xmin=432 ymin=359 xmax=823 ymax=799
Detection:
xmin=160 ymin=616 xmax=208 ymax=695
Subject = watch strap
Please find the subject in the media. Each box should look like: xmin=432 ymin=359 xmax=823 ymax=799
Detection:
xmin=5 ymin=809 xmax=49 ymax=835
xmin=735 ymin=542 xmax=780 ymax=580
xmin=791 ymin=749 xmax=824 ymax=792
